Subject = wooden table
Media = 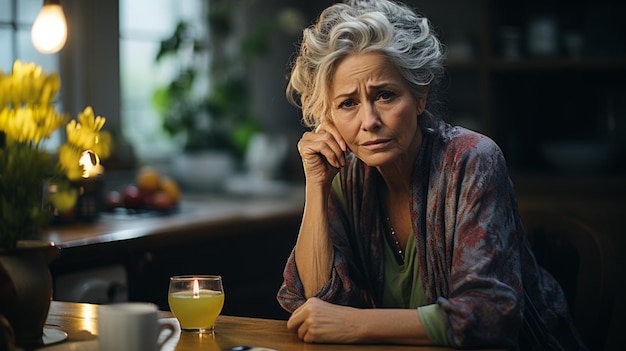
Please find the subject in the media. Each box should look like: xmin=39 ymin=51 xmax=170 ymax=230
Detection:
xmin=31 ymin=301 xmax=502 ymax=351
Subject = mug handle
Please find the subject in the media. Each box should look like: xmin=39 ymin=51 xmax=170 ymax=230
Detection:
xmin=157 ymin=321 xmax=177 ymax=350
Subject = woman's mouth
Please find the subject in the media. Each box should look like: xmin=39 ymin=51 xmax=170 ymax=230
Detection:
xmin=361 ymin=139 xmax=392 ymax=151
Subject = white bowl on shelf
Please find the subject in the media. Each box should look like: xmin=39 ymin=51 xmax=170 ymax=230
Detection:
xmin=172 ymin=151 xmax=235 ymax=192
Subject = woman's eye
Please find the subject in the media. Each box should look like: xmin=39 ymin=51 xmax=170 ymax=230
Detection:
xmin=378 ymin=91 xmax=395 ymax=101
xmin=339 ymin=99 xmax=356 ymax=108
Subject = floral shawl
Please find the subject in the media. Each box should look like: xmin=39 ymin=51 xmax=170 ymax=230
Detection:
xmin=277 ymin=119 xmax=585 ymax=349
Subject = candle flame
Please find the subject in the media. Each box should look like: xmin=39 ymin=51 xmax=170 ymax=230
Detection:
xmin=79 ymin=150 xmax=103 ymax=178
xmin=193 ymin=279 xmax=200 ymax=299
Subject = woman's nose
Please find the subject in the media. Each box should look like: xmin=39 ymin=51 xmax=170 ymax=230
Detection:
xmin=360 ymin=103 xmax=382 ymax=131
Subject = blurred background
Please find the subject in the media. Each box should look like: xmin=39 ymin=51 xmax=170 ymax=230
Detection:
xmin=2 ymin=0 xmax=625 ymax=181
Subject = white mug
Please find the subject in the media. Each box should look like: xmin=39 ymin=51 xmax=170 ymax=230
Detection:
xmin=98 ymin=302 xmax=176 ymax=351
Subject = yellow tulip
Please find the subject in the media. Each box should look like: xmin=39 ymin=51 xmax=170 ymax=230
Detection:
xmin=2 ymin=60 xmax=112 ymax=248
xmin=58 ymin=144 xmax=84 ymax=181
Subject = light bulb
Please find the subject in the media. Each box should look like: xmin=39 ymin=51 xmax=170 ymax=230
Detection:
xmin=31 ymin=2 xmax=67 ymax=54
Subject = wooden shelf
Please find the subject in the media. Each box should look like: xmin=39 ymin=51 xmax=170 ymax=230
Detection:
xmin=487 ymin=58 xmax=626 ymax=71
xmin=446 ymin=57 xmax=626 ymax=69
xmin=423 ymin=0 xmax=626 ymax=174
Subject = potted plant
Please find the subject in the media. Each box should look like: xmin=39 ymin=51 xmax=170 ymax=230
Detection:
xmin=152 ymin=0 xmax=304 ymax=190
xmin=0 ymin=60 xmax=111 ymax=343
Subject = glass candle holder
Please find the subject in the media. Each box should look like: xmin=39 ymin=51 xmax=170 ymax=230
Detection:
xmin=73 ymin=175 xmax=105 ymax=221
xmin=168 ymin=275 xmax=224 ymax=333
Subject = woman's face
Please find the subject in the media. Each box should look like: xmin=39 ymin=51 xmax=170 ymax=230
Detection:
xmin=329 ymin=52 xmax=426 ymax=167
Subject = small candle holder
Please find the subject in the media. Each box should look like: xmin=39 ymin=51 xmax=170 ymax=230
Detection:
xmin=72 ymin=175 xmax=105 ymax=221
xmin=168 ymin=275 xmax=224 ymax=333
xmin=52 ymin=150 xmax=106 ymax=223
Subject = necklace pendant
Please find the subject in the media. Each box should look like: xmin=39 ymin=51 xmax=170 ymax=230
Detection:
xmin=386 ymin=216 xmax=405 ymax=264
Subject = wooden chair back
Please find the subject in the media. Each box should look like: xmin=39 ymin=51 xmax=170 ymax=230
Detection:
xmin=519 ymin=208 xmax=616 ymax=351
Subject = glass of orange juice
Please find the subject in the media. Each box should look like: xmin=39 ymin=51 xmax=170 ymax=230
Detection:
xmin=168 ymin=275 xmax=225 ymax=332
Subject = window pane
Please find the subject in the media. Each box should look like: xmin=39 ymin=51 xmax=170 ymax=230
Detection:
xmin=121 ymin=107 xmax=174 ymax=157
xmin=0 ymin=29 xmax=12 ymax=71
xmin=0 ymin=0 xmax=12 ymax=22
xmin=179 ymin=0 xmax=205 ymax=26
xmin=1 ymin=0 xmax=60 ymax=79
xmin=121 ymin=39 xmax=176 ymax=101
xmin=16 ymin=0 xmax=39 ymax=24
xmin=120 ymin=0 xmax=178 ymax=37
xmin=120 ymin=0 xmax=205 ymax=160
xmin=16 ymin=29 xmax=58 ymax=71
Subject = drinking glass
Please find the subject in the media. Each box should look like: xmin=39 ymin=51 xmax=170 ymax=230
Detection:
xmin=168 ymin=275 xmax=225 ymax=332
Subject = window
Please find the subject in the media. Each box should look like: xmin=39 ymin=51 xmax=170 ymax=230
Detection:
xmin=4 ymin=0 xmax=295 ymax=169
xmin=0 ymin=0 xmax=62 ymax=150
xmin=0 ymin=0 xmax=59 ymax=76
xmin=2 ymin=0 xmax=207 ymax=165
xmin=119 ymin=0 xmax=207 ymax=161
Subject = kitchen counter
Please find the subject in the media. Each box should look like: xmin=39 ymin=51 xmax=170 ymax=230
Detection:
xmin=43 ymin=186 xmax=305 ymax=320
xmin=42 ymin=186 xmax=305 ymax=250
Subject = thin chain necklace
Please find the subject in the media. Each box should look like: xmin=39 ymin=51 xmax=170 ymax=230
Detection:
xmin=385 ymin=215 xmax=405 ymax=265
xmin=379 ymin=179 xmax=406 ymax=265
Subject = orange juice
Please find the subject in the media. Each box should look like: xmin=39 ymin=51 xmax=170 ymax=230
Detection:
xmin=168 ymin=289 xmax=224 ymax=330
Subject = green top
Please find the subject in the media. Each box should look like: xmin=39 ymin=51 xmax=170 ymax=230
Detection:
xmin=332 ymin=176 xmax=448 ymax=345
xmin=381 ymin=230 xmax=448 ymax=345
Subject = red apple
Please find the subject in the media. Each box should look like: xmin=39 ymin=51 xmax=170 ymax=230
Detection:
xmin=152 ymin=191 xmax=175 ymax=211
xmin=106 ymin=190 xmax=123 ymax=210
xmin=140 ymin=190 xmax=155 ymax=209
xmin=122 ymin=185 xmax=142 ymax=209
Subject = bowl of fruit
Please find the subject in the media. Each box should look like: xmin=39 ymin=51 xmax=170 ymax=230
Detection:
xmin=107 ymin=166 xmax=181 ymax=214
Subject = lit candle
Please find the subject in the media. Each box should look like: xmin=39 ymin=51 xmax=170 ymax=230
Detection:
xmin=168 ymin=277 xmax=224 ymax=332
xmin=73 ymin=150 xmax=105 ymax=221
xmin=79 ymin=150 xmax=104 ymax=178
xmin=193 ymin=279 xmax=200 ymax=299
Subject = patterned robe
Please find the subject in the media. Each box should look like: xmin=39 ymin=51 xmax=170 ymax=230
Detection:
xmin=277 ymin=119 xmax=586 ymax=350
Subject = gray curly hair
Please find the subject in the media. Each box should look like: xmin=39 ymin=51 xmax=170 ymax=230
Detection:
xmin=286 ymin=0 xmax=445 ymax=128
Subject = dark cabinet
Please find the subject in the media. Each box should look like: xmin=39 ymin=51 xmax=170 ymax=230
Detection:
xmin=124 ymin=215 xmax=299 ymax=320
xmin=48 ymin=195 xmax=304 ymax=321
xmin=411 ymin=2 xmax=625 ymax=349
xmin=415 ymin=0 xmax=626 ymax=174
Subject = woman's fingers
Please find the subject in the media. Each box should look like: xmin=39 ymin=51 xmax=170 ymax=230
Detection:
xmin=286 ymin=298 xmax=358 ymax=343
xmin=287 ymin=298 xmax=315 ymax=338
xmin=316 ymin=122 xmax=346 ymax=152
xmin=287 ymin=301 xmax=311 ymax=341
xmin=298 ymin=130 xmax=345 ymax=169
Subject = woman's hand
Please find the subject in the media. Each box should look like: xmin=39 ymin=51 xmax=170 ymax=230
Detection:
xmin=287 ymin=298 xmax=363 ymax=344
xmin=297 ymin=122 xmax=347 ymax=186
xmin=287 ymin=298 xmax=432 ymax=345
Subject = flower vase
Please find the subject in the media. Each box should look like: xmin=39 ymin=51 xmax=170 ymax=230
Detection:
xmin=0 ymin=241 xmax=60 ymax=344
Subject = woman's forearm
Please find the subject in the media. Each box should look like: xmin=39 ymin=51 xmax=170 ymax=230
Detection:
xmin=294 ymin=182 xmax=335 ymax=298
xmin=288 ymin=299 xmax=433 ymax=345
xmin=355 ymin=308 xmax=432 ymax=345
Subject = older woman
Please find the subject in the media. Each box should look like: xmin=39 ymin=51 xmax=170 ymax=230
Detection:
xmin=277 ymin=0 xmax=586 ymax=349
